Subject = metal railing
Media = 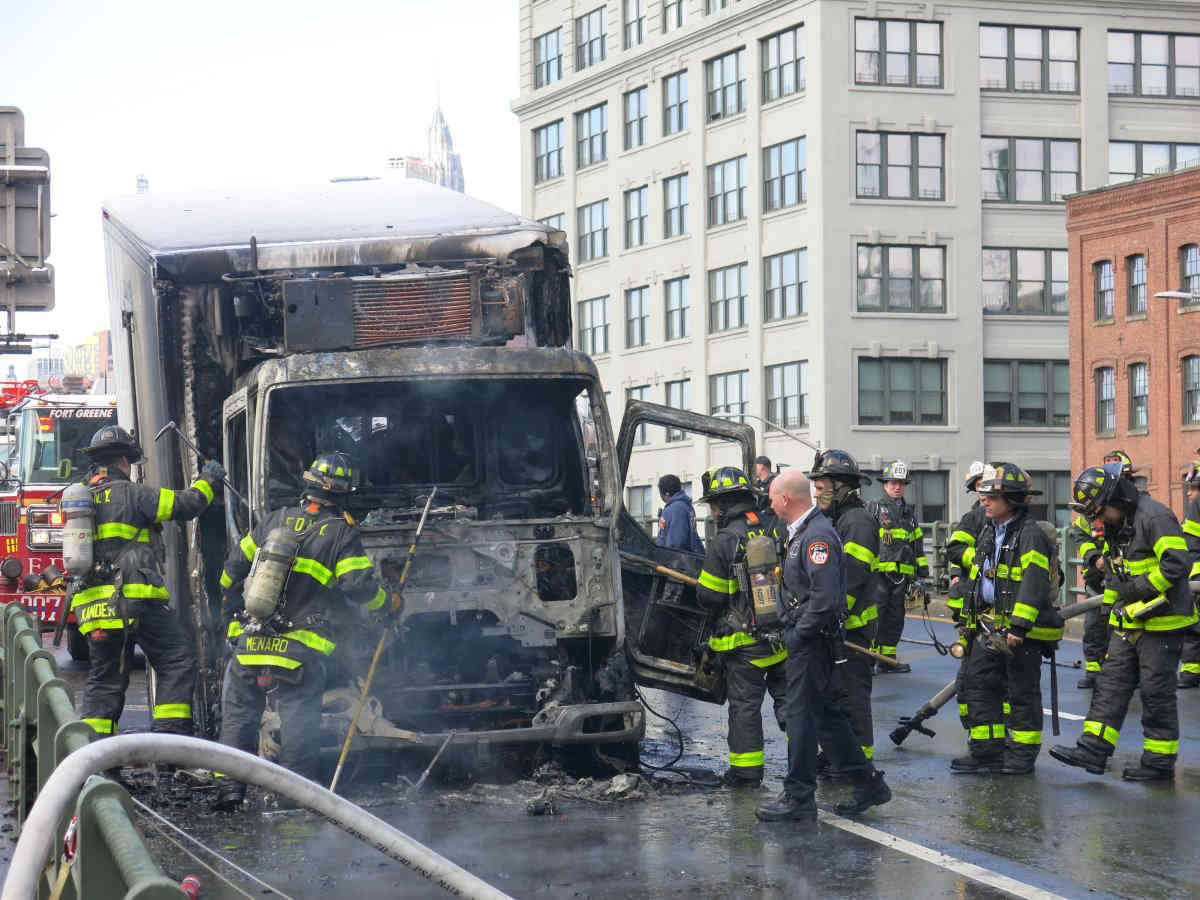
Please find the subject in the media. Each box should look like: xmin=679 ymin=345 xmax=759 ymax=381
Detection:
xmin=1 ymin=602 xmax=184 ymax=898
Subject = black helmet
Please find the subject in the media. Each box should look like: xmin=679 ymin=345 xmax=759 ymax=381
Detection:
xmin=1102 ymin=448 xmax=1135 ymax=477
xmin=806 ymin=449 xmax=871 ymax=486
xmin=301 ymin=452 xmax=354 ymax=496
xmin=83 ymin=425 xmax=143 ymax=463
xmin=1070 ymin=462 xmax=1127 ymax=518
xmin=976 ymin=461 xmax=1041 ymax=501
xmin=881 ymin=460 xmax=911 ymax=484
xmin=698 ymin=465 xmax=753 ymax=504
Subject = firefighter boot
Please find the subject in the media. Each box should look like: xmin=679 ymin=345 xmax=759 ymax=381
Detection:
xmin=720 ymin=769 xmax=763 ymax=788
xmin=1122 ymin=763 xmax=1175 ymax=782
xmin=950 ymin=753 xmax=1001 ymax=774
xmin=835 ymin=770 xmax=892 ymax=815
xmin=1049 ymin=744 xmax=1107 ymax=775
xmin=755 ymin=792 xmax=817 ymax=822
xmin=1076 ymin=674 xmax=1097 ymax=690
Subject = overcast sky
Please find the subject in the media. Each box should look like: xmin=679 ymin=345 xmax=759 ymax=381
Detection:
xmin=3 ymin=0 xmax=520 ymax=347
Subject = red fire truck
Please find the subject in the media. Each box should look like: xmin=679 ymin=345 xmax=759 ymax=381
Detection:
xmin=0 ymin=390 xmax=118 ymax=659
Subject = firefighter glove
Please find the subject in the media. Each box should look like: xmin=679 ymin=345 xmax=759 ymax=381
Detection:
xmin=1104 ymin=571 xmax=1139 ymax=603
xmin=201 ymin=460 xmax=227 ymax=484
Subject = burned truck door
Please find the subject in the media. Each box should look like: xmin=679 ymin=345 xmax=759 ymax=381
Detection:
xmin=615 ymin=400 xmax=755 ymax=704
xmin=221 ymin=387 xmax=251 ymax=538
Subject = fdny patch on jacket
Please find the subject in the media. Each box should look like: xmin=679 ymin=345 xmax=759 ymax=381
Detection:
xmin=808 ymin=541 xmax=829 ymax=565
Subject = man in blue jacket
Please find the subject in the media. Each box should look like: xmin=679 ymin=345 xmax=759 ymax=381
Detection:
xmin=656 ymin=474 xmax=705 ymax=553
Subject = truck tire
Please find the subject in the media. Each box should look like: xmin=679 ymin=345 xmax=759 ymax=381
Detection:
xmin=66 ymin=625 xmax=90 ymax=662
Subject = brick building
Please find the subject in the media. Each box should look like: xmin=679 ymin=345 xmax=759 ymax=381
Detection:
xmin=1067 ymin=166 xmax=1200 ymax=517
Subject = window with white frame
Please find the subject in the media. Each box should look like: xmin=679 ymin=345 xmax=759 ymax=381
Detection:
xmin=858 ymin=358 xmax=947 ymax=425
xmin=663 ymin=0 xmax=685 ymax=33
xmin=1108 ymin=31 xmax=1200 ymax=97
xmin=664 ymin=379 xmax=691 ymax=442
xmin=534 ymin=121 xmax=563 ymax=183
xmin=575 ymin=103 xmax=608 ymax=168
xmin=764 ymin=249 xmax=807 ymax=321
xmin=578 ymin=296 xmax=609 ymax=355
xmin=979 ymin=25 xmax=1079 ymax=92
xmin=1183 ymin=245 xmax=1200 ymax=305
xmin=624 ymin=0 xmax=645 ymax=49
xmin=983 ymin=360 xmax=1069 ymax=427
xmin=1185 ymin=356 xmax=1200 ymax=425
xmin=710 ymin=370 xmax=749 ymax=423
xmin=664 ymin=173 xmax=689 ymax=237
xmin=981 ymin=248 xmax=1068 ymax=315
xmin=709 ymin=262 xmax=748 ymax=333
xmin=624 ymin=86 xmax=648 ymax=149
xmin=627 ymin=484 xmax=654 ymax=524
xmin=763 ymin=138 xmax=806 ymax=211
xmin=1128 ymin=255 xmax=1147 ymax=315
xmin=665 ymin=276 xmax=690 ymax=340
xmin=625 ymin=186 xmax=647 ymax=249
xmin=663 ymin=71 xmax=688 ymax=135
xmin=981 ymin=137 xmax=1080 ymax=202
xmin=706 ymin=0 xmax=729 ymax=11
xmin=706 ymin=48 xmax=746 ymax=121
xmin=626 ymin=286 xmax=649 ymax=348
xmin=1094 ymin=261 xmax=1114 ymax=321
xmin=855 ymin=18 xmax=943 ymax=87
xmin=1095 ymin=367 xmax=1116 ymax=434
xmin=534 ymin=29 xmax=563 ymax=89
xmin=762 ymin=25 xmax=805 ymax=101
xmin=856 ymin=132 xmax=944 ymax=200
xmin=856 ymin=245 xmax=945 ymax=313
xmin=1129 ymin=363 xmax=1149 ymax=431
xmin=575 ymin=7 xmax=607 ymax=71
xmin=577 ymin=199 xmax=608 ymax=262
xmin=765 ymin=361 xmax=808 ymax=429
xmin=707 ymin=155 xmax=748 ymax=226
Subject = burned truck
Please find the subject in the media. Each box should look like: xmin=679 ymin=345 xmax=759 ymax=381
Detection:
xmin=101 ymin=179 xmax=751 ymax=766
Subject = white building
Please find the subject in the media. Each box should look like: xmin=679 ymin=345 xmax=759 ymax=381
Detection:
xmin=512 ymin=0 xmax=1200 ymax=526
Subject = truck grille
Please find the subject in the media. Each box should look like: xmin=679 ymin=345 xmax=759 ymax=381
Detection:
xmin=352 ymin=272 xmax=473 ymax=346
xmin=0 ymin=502 xmax=16 ymax=536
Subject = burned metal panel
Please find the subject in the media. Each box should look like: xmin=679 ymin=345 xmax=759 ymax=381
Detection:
xmin=615 ymin=400 xmax=756 ymax=488
xmin=281 ymin=279 xmax=356 ymax=351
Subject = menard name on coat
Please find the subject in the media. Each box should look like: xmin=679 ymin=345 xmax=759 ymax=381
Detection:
xmin=245 ymin=635 xmax=290 ymax=654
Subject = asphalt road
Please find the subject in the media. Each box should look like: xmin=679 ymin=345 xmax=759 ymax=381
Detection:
xmin=5 ymin=616 xmax=1200 ymax=899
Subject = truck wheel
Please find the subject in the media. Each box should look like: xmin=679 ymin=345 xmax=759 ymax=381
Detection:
xmin=66 ymin=626 xmax=90 ymax=662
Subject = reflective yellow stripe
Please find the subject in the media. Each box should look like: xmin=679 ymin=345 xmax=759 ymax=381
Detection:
xmin=155 ymin=488 xmax=176 ymax=523
xmin=993 ymin=724 xmax=1006 ymax=738
xmin=335 ymin=555 xmax=373 ymax=578
xmin=1144 ymin=738 xmax=1178 ymax=755
xmin=729 ymin=750 xmax=764 ymax=768
xmin=1078 ymin=540 xmax=1097 ymax=557
xmin=71 ymin=584 xmax=116 ymax=608
xmin=1085 ymin=660 xmax=1102 ymax=672
xmin=83 ymin=718 xmax=114 ymax=734
xmin=1182 ymin=663 xmax=1200 ymax=674
xmin=845 ymin=605 xmax=878 ymax=630
xmin=95 ymin=522 xmax=147 ymax=541
xmin=292 ymin=556 xmax=333 ymax=585
xmin=843 ymin=542 xmax=877 ymax=567
xmin=1125 ymin=556 xmax=1155 ymax=574
xmin=123 ymin=583 xmax=169 ymax=600
xmin=153 ymin=703 xmax=191 ymax=719
xmin=366 ymin=588 xmax=387 ymax=611
xmin=192 ymin=478 xmax=214 ymax=504
xmin=969 ymin=725 xmax=997 ymax=740
xmin=1084 ymin=720 xmax=1119 ymax=746
xmin=1144 ymin=611 xmax=1199 ymax=631
xmin=1010 ymin=730 xmax=1041 ymax=745
xmin=1011 ymin=602 xmax=1039 ymax=625
xmin=281 ymin=629 xmax=336 ymax=656
xmin=897 ymin=563 xmax=915 ymax=575
xmin=240 ymin=534 xmax=258 ymax=562
xmin=957 ymin=703 xmax=968 ymax=717
xmin=877 ymin=560 xmax=899 ymax=572
xmin=862 ymin=745 xmax=874 ymax=759
xmin=946 ymin=596 xmax=963 ymax=611
xmin=698 ymin=569 xmax=737 ymax=594
xmin=1153 ymin=534 xmax=1188 ymax=558
xmin=236 ymin=654 xmax=303 ymax=670
xmin=709 ymin=631 xmax=758 ymax=652
xmin=1002 ymin=701 xmax=1012 ymax=715
xmin=875 ymin=644 xmax=896 ymax=656
xmin=1103 ymin=588 xmax=1119 ymax=606
xmin=228 ymin=620 xmax=244 ymax=637
xmin=79 ymin=618 xmax=126 ymax=634
xmin=916 ymin=555 xmax=929 ymax=568
xmin=949 ymin=530 xmax=976 ymax=547
xmin=749 ymin=645 xmax=788 ymax=668
xmin=1148 ymin=568 xmax=1172 ymax=593
xmin=1020 ymin=549 xmax=1049 ymax=572
xmin=1027 ymin=625 xmax=1064 ymax=642
xmin=219 ymin=570 xmax=233 ymax=588
xmin=1183 ymin=519 xmax=1200 ymax=538
xmin=962 ymin=546 xmax=976 ymax=568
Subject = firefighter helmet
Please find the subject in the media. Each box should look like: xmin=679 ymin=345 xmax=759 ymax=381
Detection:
xmin=806 ymin=449 xmax=872 ymax=486
xmin=1070 ymin=462 xmax=1129 ymax=518
xmin=698 ymin=466 xmax=754 ymax=504
xmin=83 ymin=425 xmax=143 ymax=463
xmin=976 ymin=462 xmax=1041 ymax=500
xmin=964 ymin=460 xmax=986 ymax=492
xmin=1183 ymin=461 xmax=1200 ymax=487
xmin=301 ymin=452 xmax=355 ymax=496
xmin=1102 ymin=448 xmax=1135 ymax=477
xmin=881 ymin=460 xmax=910 ymax=484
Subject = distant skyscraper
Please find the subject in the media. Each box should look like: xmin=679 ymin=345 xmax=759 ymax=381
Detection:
xmin=383 ymin=107 xmax=465 ymax=193
xmin=136 ymin=173 xmax=149 ymax=194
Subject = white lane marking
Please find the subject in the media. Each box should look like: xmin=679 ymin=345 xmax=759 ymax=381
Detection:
xmin=819 ymin=811 xmax=1070 ymax=900
xmin=1044 ymin=708 xmax=1084 ymax=721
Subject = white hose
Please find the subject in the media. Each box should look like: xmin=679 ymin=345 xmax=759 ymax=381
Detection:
xmin=3 ymin=734 xmax=513 ymax=900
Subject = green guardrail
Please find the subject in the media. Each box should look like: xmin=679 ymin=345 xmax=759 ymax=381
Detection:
xmin=1 ymin=603 xmax=185 ymax=899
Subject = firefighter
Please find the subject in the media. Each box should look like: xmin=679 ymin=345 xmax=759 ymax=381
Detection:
xmin=1177 ymin=459 xmax=1200 ymax=689
xmin=694 ymin=465 xmax=787 ymax=787
xmin=806 ymin=449 xmax=880 ymax=765
xmin=945 ymin=461 xmax=987 ymax=729
xmin=756 ymin=470 xmax=890 ymax=822
xmin=213 ymin=452 xmax=392 ymax=810
xmin=868 ymin=460 xmax=929 ymax=672
xmin=953 ymin=463 xmax=1061 ymax=775
xmin=74 ymin=425 xmax=222 ymax=738
xmin=1050 ymin=463 xmax=1196 ymax=782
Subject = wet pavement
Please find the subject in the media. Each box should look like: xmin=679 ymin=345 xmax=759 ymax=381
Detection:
xmin=5 ymin=616 xmax=1200 ymax=899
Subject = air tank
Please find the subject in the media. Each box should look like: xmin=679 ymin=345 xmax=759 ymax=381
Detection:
xmin=243 ymin=526 xmax=300 ymax=621
xmin=60 ymin=482 xmax=94 ymax=575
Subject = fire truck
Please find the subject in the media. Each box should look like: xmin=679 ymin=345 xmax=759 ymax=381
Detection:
xmin=0 ymin=388 xmax=117 ymax=659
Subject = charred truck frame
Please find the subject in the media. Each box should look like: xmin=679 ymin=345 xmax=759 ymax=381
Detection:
xmin=102 ymin=180 xmax=749 ymax=765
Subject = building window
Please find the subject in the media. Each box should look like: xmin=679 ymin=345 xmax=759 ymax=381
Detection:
xmin=1185 ymin=356 xmax=1200 ymax=425
xmin=710 ymin=370 xmax=749 ymax=424
xmin=575 ymin=7 xmax=607 ymax=71
xmin=981 ymin=137 xmax=1079 ymax=203
xmin=858 ymin=358 xmax=947 ymax=425
xmin=979 ymin=25 xmax=1079 ymax=92
xmin=627 ymin=484 xmax=653 ymax=524
xmin=664 ymin=379 xmax=691 ymax=442
xmin=577 ymin=199 xmax=608 ymax=263
xmin=1109 ymin=141 xmax=1200 ymax=184
xmin=664 ymin=173 xmax=689 ymax=237
xmin=1095 ymin=367 xmax=1116 ymax=435
xmin=706 ymin=0 xmax=729 ymax=11
xmin=709 ymin=262 xmax=748 ymax=333
xmin=626 ymin=286 xmax=649 ymax=348
xmin=663 ymin=71 xmax=688 ymax=136
xmin=665 ymin=276 xmax=690 ymax=340
xmin=624 ymin=0 xmax=645 ymax=49
xmin=624 ymin=86 xmax=648 ymax=150
xmin=763 ymin=137 xmax=806 ymax=211
xmin=575 ymin=103 xmax=608 ymax=168
xmin=706 ymin=48 xmax=746 ymax=121
xmin=624 ymin=186 xmax=647 ymax=249
xmin=983 ymin=360 xmax=1069 ymax=427
xmin=533 ymin=121 xmax=563 ymax=183
xmin=1108 ymin=31 xmax=1200 ymax=97
xmin=765 ymin=361 xmax=808 ymax=429
xmin=764 ymin=249 xmax=807 ymax=321
xmin=856 ymin=245 xmax=945 ymax=313
xmin=855 ymin=132 xmax=944 ymax=200
xmin=534 ymin=29 xmax=563 ymax=88
xmin=1129 ymin=362 xmax=1149 ymax=431
xmin=1027 ymin=472 xmax=1073 ymax=527
xmin=854 ymin=18 xmax=943 ymax=87
xmin=762 ymin=25 xmax=806 ymax=102
xmin=707 ymin=155 xmax=748 ymax=226
xmin=1184 ymin=245 xmax=1200 ymax=304
xmin=578 ymin=296 xmax=609 ymax=355
xmin=1128 ymin=255 xmax=1147 ymax=315
xmin=627 ymin=385 xmax=650 ymax=445
xmin=537 ymin=213 xmax=565 ymax=231
xmin=1094 ymin=261 xmax=1114 ymax=321
xmin=981 ymin=248 xmax=1067 ymax=316
xmin=861 ymin=471 xmax=949 ymax=522
xmin=663 ymin=0 xmax=685 ymax=33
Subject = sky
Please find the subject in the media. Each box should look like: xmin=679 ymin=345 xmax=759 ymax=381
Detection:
xmin=2 ymin=0 xmax=521 ymax=347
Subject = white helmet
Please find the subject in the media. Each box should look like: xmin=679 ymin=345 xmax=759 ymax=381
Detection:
xmin=965 ymin=460 xmax=986 ymax=491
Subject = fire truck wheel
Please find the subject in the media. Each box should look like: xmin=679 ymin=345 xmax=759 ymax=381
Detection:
xmin=66 ymin=625 xmax=90 ymax=662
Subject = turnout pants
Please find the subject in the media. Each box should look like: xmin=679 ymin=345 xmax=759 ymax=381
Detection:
xmin=1079 ymin=629 xmax=1182 ymax=772
xmin=1179 ymin=625 xmax=1200 ymax=680
xmin=1081 ymin=604 xmax=1110 ymax=676
xmin=874 ymin=578 xmax=908 ymax=660
xmin=723 ymin=643 xmax=788 ymax=781
xmin=820 ymin=622 xmax=876 ymax=760
xmin=80 ymin=601 xmax=196 ymax=736
xmin=783 ymin=637 xmax=871 ymax=805
xmin=218 ymin=658 xmax=327 ymax=782
xmin=961 ymin=640 xmax=1044 ymax=767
